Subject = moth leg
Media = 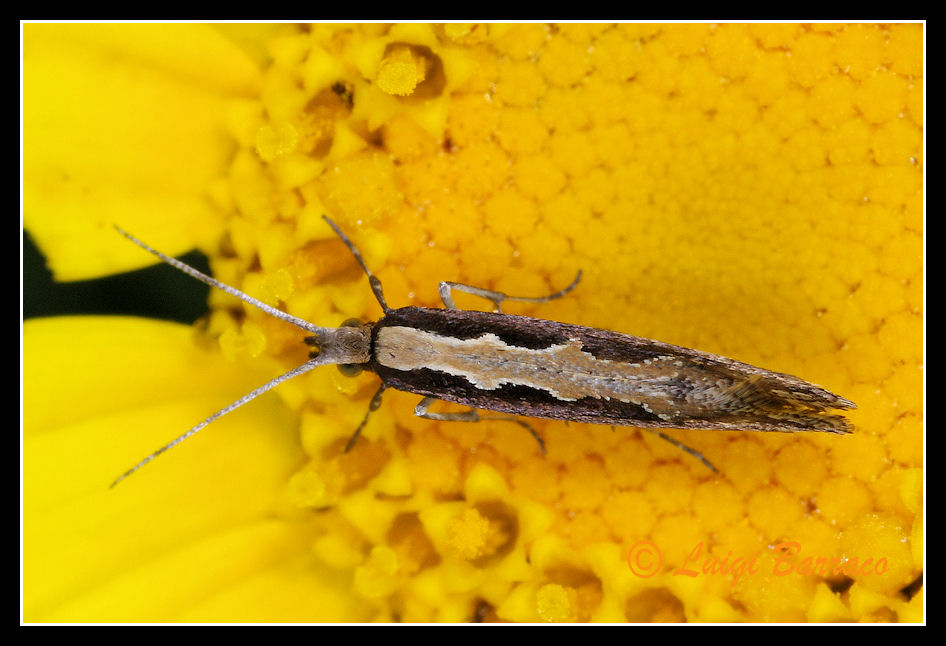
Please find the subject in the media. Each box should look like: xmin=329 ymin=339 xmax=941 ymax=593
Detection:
xmin=322 ymin=215 xmax=389 ymax=313
xmin=644 ymin=429 xmax=719 ymax=473
xmin=414 ymin=396 xmax=547 ymax=454
xmin=439 ymin=270 xmax=582 ymax=313
xmin=344 ymin=383 xmax=387 ymax=452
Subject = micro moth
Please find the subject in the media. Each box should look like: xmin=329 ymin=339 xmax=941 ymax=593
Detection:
xmin=112 ymin=217 xmax=854 ymax=485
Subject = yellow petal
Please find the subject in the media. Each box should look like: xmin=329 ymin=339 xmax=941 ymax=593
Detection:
xmin=23 ymin=316 xmax=364 ymax=622
xmin=23 ymin=24 xmax=261 ymax=280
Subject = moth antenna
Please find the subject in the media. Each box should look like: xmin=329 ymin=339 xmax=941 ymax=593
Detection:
xmin=111 ymin=227 xmax=356 ymax=487
xmin=321 ymin=215 xmax=389 ymax=312
xmin=114 ymin=226 xmax=324 ymax=335
xmin=110 ymin=359 xmax=321 ymax=488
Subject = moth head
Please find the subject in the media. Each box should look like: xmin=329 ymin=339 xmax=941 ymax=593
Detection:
xmin=303 ymin=320 xmax=372 ymax=369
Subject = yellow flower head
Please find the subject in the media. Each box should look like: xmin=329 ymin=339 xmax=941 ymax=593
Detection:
xmin=24 ymin=22 xmax=923 ymax=623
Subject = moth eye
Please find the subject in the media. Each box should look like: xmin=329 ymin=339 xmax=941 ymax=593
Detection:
xmin=304 ymin=334 xmax=321 ymax=358
xmin=337 ymin=363 xmax=363 ymax=377
xmin=341 ymin=317 xmax=363 ymax=328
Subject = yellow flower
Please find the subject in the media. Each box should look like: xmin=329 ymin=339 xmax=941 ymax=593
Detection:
xmin=24 ymin=23 xmax=923 ymax=623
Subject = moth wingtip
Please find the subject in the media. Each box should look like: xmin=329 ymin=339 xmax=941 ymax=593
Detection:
xmin=827 ymin=414 xmax=856 ymax=435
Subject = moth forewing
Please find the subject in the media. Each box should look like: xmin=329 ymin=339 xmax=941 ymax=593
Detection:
xmin=370 ymin=307 xmax=855 ymax=435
